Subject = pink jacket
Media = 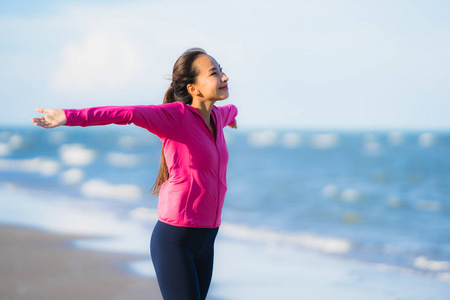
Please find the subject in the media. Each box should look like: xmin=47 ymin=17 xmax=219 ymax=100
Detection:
xmin=63 ymin=102 xmax=238 ymax=228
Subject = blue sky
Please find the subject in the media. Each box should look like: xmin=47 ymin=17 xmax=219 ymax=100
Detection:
xmin=1 ymin=0 xmax=449 ymax=129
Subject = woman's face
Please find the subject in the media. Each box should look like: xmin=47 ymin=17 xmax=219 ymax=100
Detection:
xmin=191 ymin=54 xmax=229 ymax=101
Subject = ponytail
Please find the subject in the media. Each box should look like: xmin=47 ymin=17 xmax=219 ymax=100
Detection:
xmin=151 ymin=147 xmax=169 ymax=195
xmin=151 ymin=85 xmax=174 ymax=195
xmin=163 ymin=85 xmax=176 ymax=104
xmin=152 ymin=48 xmax=207 ymax=195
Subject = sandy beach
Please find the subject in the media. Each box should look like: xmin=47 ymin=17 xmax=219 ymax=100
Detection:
xmin=0 ymin=225 xmax=162 ymax=300
xmin=1 ymin=188 xmax=450 ymax=300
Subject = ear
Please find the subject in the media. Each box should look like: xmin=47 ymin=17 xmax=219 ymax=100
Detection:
xmin=187 ymin=83 xmax=201 ymax=96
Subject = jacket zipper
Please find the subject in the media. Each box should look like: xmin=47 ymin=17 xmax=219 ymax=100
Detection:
xmin=191 ymin=107 xmax=221 ymax=227
xmin=212 ymin=112 xmax=221 ymax=227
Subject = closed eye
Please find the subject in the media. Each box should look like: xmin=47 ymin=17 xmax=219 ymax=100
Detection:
xmin=210 ymin=67 xmax=224 ymax=76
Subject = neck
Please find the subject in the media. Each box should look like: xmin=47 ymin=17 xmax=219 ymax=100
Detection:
xmin=191 ymin=98 xmax=216 ymax=123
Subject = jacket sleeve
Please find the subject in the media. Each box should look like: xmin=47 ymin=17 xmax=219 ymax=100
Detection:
xmin=63 ymin=102 xmax=184 ymax=138
xmin=216 ymin=104 xmax=238 ymax=128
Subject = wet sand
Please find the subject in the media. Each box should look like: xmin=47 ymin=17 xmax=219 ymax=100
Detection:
xmin=0 ymin=225 xmax=162 ymax=300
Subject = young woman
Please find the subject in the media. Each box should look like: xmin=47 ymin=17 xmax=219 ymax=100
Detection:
xmin=31 ymin=48 xmax=238 ymax=300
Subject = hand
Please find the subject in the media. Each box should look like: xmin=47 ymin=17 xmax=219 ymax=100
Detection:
xmin=30 ymin=108 xmax=67 ymax=128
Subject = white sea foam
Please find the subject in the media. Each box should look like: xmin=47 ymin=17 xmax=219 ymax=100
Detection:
xmin=0 ymin=157 xmax=61 ymax=176
xmin=0 ymin=143 xmax=11 ymax=156
xmin=363 ymin=133 xmax=381 ymax=155
xmin=414 ymin=256 xmax=450 ymax=271
xmin=386 ymin=196 xmax=404 ymax=208
xmin=248 ymin=130 xmax=277 ymax=148
xmin=388 ymin=131 xmax=403 ymax=146
xmin=364 ymin=141 xmax=381 ymax=156
xmin=61 ymin=168 xmax=85 ymax=184
xmin=364 ymin=133 xmax=377 ymax=143
xmin=416 ymin=199 xmax=441 ymax=212
xmin=0 ymin=188 xmax=146 ymax=237
xmin=281 ymin=132 xmax=301 ymax=149
xmin=48 ymin=131 xmax=67 ymax=144
xmin=0 ymin=135 xmax=25 ymax=156
xmin=223 ymin=131 xmax=233 ymax=144
xmin=0 ymin=131 xmax=11 ymax=140
xmin=8 ymin=135 xmax=24 ymax=150
xmin=310 ymin=133 xmax=339 ymax=149
xmin=220 ymin=223 xmax=352 ymax=254
xmin=437 ymin=273 xmax=450 ymax=282
xmin=59 ymin=143 xmax=96 ymax=166
xmin=129 ymin=207 xmax=159 ymax=222
xmin=322 ymin=184 xmax=338 ymax=198
xmin=118 ymin=135 xmax=138 ymax=149
xmin=340 ymin=188 xmax=360 ymax=202
xmin=322 ymin=185 xmax=361 ymax=202
xmin=80 ymin=179 xmax=142 ymax=201
xmin=0 ymin=186 xmax=152 ymax=257
xmin=105 ymin=152 xmax=140 ymax=168
xmin=418 ymin=133 xmax=435 ymax=148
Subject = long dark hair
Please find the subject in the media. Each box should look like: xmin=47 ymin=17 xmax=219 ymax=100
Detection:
xmin=152 ymin=48 xmax=207 ymax=195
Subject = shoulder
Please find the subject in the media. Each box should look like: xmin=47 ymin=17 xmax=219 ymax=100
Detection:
xmin=214 ymin=104 xmax=238 ymax=128
xmin=132 ymin=101 xmax=186 ymax=118
xmin=214 ymin=104 xmax=238 ymax=116
xmin=159 ymin=101 xmax=186 ymax=112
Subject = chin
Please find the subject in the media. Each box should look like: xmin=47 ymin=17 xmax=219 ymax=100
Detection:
xmin=212 ymin=91 xmax=229 ymax=101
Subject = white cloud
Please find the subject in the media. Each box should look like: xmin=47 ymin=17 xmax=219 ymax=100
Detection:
xmin=2 ymin=0 xmax=450 ymax=128
xmin=51 ymin=29 xmax=142 ymax=94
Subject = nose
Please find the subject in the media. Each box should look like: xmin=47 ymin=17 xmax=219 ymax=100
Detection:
xmin=221 ymin=73 xmax=228 ymax=82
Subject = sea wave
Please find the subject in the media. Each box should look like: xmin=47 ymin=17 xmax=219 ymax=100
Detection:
xmin=220 ymin=223 xmax=352 ymax=254
xmin=418 ymin=133 xmax=435 ymax=148
xmin=310 ymin=133 xmax=339 ymax=149
xmin=388 ymin=131 xmax=404 ymax=146
xmin=281 ymin=132 xmax=302 ymax=149
xmin=105 ymin=152 xmax=140 ymax=168
xmin=61 ymin=168 xmax=85 ymax=184
xmin=0 ymin=157 xmax=61 ymax=176
xmin=0 ymin=143 xmax=10 ymax=156
xmin=59 ymin=143 xmax=96 ymax=166
xmin=248 ymin=130 xmax=277 ymax=148
xmin=0 ymin=134 xmax=25 ymax=156
xmin=414 ymin=256 xmax=450 ymax=272
xmin=129 ymin=207 xmax=159 ymax=222
xmin=48 ymin=131 xmax=67 ymax=145
xmin=80 ymin=179 xmax=142 ymax=201
xmin=416 ymin=199 xmax=442 ymax=212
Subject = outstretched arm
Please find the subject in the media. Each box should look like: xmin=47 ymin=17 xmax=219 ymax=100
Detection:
xmin=30 ymin=103 xmax=184 ymax=138
xmin=30 ymin=108 xmax=67 ymax=128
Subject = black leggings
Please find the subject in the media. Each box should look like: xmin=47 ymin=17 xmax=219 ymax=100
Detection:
xmin=150 ymin=221 xmax=219 ymax=300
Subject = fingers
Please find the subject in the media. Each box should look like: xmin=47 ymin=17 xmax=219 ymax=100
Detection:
xmin=36 ymin=108 xmax=50 ymax=114
xmin=31 ymin=108 xmax=65 ymax=129
xmin=30 ymin=116 xmax=52 ymax=128
xmin=30 ymin=117 xmax=41 ymax=124
xmin=30 ymin=117 xmax=45 ymax=127
xmin=32 ymin=109 xmax=51 ymax=128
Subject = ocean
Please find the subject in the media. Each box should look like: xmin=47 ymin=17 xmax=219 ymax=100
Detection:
xmin=0 ymin=125 xmax=449 ymax=299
